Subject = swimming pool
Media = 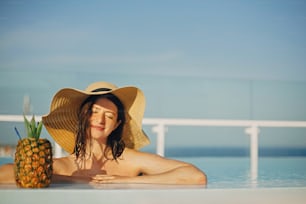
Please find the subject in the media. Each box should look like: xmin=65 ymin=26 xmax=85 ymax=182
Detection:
xmin=177 ymin=156 xmax=306 ymax=189
xmin=1 ymin=156 xmax=305 ymax=189
xmin=1 ymin=156 xmax=306 ymax=204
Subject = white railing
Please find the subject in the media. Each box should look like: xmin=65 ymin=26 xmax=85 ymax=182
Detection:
xmin=1 ymin=114 xmax=306 ymax=181
xmin=143 ymin=118 xmax=306 ymax=181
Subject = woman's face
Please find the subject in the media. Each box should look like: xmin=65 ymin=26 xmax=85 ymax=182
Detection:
xmin=89 ymin=97 xmax=120 ymax=142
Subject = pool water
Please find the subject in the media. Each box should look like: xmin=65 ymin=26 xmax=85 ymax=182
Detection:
xmin=1 ymin=156 xmax=306 ymax=189
xmin=0 ymin=157 xmax=13 ymax=165
xmin=174 ymin=156 xmax=306 ymax=189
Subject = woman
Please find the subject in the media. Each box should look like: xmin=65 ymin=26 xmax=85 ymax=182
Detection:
xmin=0 ymin=81 xmax=206 ymax=185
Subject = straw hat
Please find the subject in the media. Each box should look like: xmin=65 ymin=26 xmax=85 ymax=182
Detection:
xmin=42 ymin=81 xmax=150 ymax=154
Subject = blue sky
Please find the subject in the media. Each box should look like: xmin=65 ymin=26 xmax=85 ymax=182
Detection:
xmin=1 ymin=0 xmax=306 ymax=79
xmin=0 ymin=0 xmax=306 ymax=149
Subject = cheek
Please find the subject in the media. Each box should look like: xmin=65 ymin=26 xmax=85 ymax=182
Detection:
xmin=89 ymin=115 xmax=97 ymax=123
xmin=89 ymin=118 xmax=94 ymax=125
xmin=109 ymin=121 xmax=119 ymax=131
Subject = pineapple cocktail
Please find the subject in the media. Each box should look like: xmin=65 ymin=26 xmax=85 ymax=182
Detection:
xmin=14 ymin=115 xmax=53 ymax=188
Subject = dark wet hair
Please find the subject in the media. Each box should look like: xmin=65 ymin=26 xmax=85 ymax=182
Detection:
xmin=74 ymin=93 xmax=126 ymax=161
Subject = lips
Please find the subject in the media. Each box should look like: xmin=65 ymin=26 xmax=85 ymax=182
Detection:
xmin=91 ymin=125 xmax=105 ymax=131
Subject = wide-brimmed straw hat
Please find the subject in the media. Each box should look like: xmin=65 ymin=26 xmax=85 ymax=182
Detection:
xmin=42 ymin=81 xmax=150 ymax=154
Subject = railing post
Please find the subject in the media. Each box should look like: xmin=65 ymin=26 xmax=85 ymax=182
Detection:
xmin=152 ymin=123 xmax=166 ymax=157
xmin=54 ymin=142 xmax=63 ymax=158
xmin=245 ymin=125 xmax=260 ymax=183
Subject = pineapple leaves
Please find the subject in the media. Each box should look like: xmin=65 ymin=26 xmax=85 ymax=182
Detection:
xmin=23 ymin=115 xmax=43 ymax=140
xmin=24 ymin=115 xmax=32 ymax=138
xmin=36 ymin=120 xmax=43 ymax=138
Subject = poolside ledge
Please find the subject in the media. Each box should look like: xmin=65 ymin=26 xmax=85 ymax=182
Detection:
xmin=1 ymin=184 xmax=306 ymax=204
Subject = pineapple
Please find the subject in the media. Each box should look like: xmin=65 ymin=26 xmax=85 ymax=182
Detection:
xmin=14 ymin=115 xmax=53 ymax=188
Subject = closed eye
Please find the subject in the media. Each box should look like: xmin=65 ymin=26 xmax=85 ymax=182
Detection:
xmin=105 ymin=112 xmax=115 ymax=119
xmin=92 ymin=106 xmax=116 ymax=119
xmin=92 ymin=107 xmax=100 ymax=114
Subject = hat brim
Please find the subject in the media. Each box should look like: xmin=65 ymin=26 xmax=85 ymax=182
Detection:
xmin=42 ymin=86 xmax=150 ymax=154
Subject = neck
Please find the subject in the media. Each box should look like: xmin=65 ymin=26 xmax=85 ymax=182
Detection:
xmin=85 ymin=138 xmax=111 ymax=161
xmin=74 ymin=139 xmax=110 ymax=173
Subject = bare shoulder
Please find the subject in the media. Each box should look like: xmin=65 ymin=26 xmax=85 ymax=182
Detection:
xmin=122 ymin=148 xmax=163 ymax=160
xmin=122 ymin=147 xmax=142 ymax=156
xmin=123 ymin=148 xmax=187 ymax=162
xmin=123 ymin=148 xmax=159 ymax=156
xmin=120 ymin=148 xmax=163 ymax=167
xmin=53 ymin=155 xmax=76 ymax=175
xmin=122 ymin=148 xmax=190 ymax=170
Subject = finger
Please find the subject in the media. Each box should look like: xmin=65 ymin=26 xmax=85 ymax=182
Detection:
xmin=92 ymin=175 xmax=115 ymax=181
xmin=93 ymin=174 xmax=109 ymax=178
xmin=90 ymin=179 xmax=114 ymax=184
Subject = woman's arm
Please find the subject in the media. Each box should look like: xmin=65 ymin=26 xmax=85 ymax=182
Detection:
xmin=92 ymin=150 xmax=207 ymax=185
xmin=0 ymin=163 xmax=15 ymax=184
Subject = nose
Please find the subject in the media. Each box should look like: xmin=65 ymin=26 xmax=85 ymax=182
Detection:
xmin=95 ymin=113 xmax=105 ymax=124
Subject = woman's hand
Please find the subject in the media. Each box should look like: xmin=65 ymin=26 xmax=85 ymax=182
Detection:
xmin=91 ymin=174 xmax=130 ymax=184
